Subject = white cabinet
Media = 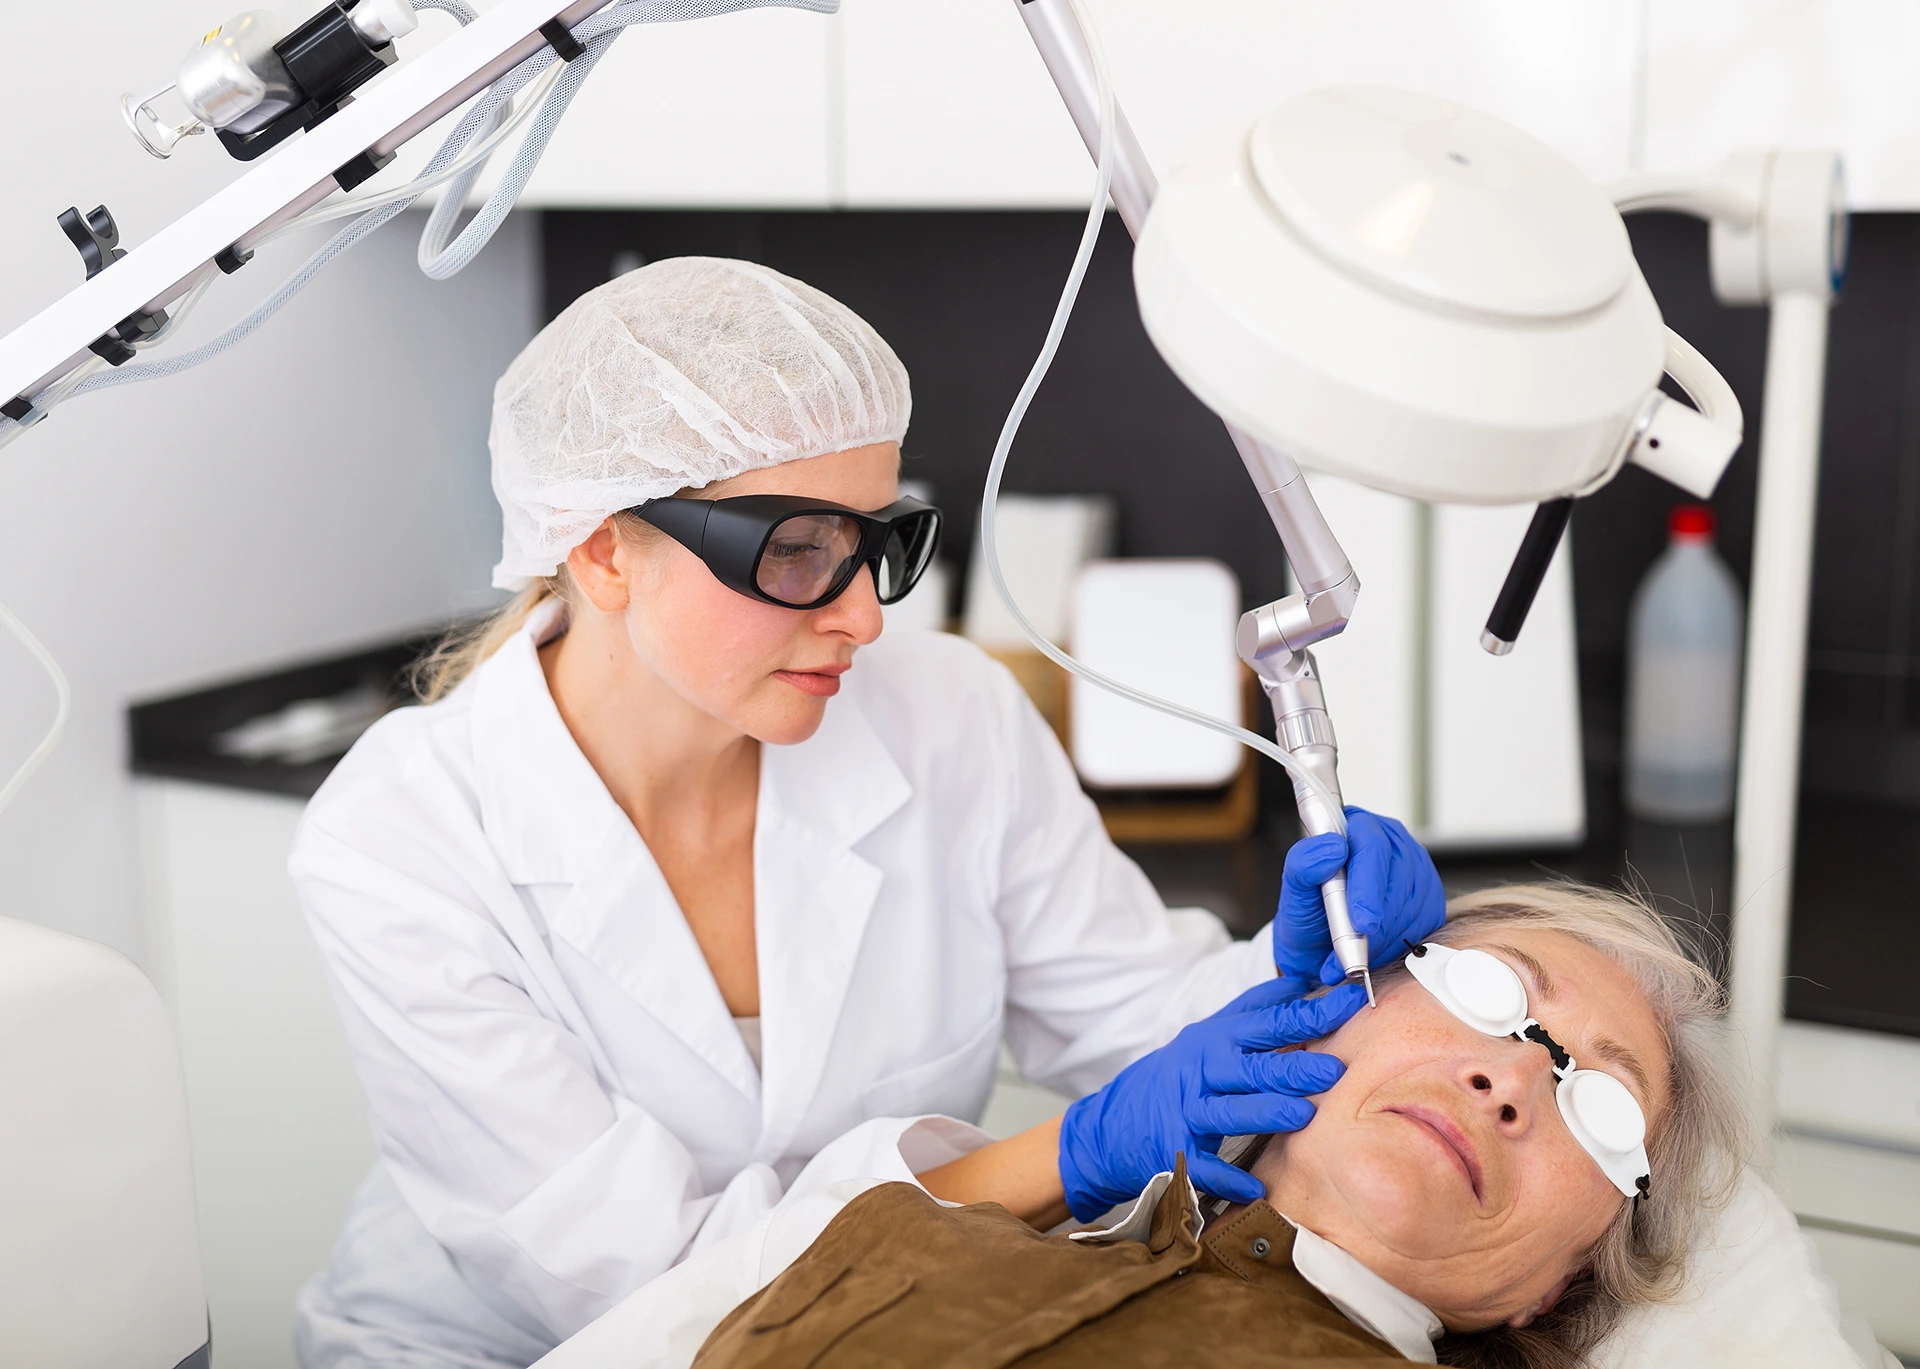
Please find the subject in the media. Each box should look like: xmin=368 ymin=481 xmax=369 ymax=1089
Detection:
xmin=1090 ymin=1 xmax=1638 ymax=183
xmin=467 ymin=2 xmax=1920 ymax=210
xmin=517 ymin=5 xmax=835 ymax=207
xmin=514 ymin=0 xmax=1642 ymax=210
xmin=836 ymin=0 xmax=1639 ymax=208
xmin=1645 ymin=0 xmax=1920 ymax=209
xmin=1301 ymin=478 xmax=1586 ymax=850
xmin=1427 ymin=503 xmax=1584 ymax=848
xmin=838 ymin=0 xmax=1090 ymax=205
xmin=1774 ymin=1024 xmax=1920 ymax=1357
xmin=137 ymin=780 xmax=374 ymax=1369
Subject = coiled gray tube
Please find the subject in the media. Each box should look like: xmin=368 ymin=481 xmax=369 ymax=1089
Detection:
xmin=0 ymin=0 xmax=843 ymax=818
xmin=73 ymin=0 xmax=836 ymax=394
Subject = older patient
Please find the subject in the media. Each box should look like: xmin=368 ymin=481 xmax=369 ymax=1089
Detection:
xmin=1243 ymin=882 xmax=1745 ymax=1365
xmin=546 ymin=883 xmax=1746 ymax=1369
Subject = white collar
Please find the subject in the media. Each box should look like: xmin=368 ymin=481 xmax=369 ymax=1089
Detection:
xmin=464 ymin=595 xmax=912 ymax=885
xmin=1070 ymin=1172 xmax=1442 ymax=1363
xmin=467 ymin=597 xmax=623 ymax=885
xmin=1286 ymin=1219 xmax=1444 ymax=1363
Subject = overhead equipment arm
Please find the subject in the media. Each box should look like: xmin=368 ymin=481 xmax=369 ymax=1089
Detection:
xmin=1014 ymin=0 xmax=1370 ymax=990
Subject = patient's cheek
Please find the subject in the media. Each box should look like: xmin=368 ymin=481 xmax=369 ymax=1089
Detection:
xmin=1276 ymin=1100 xmax=1474 ymax=1263
xmin=1318 ymin=980 xmax=1452 ymax=1074
xmin=1274 ymin=994 xmax=1487 ymax=1231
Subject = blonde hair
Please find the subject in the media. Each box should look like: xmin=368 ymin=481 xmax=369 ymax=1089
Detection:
xmin=410 ymin=512 xmax=669 ymax=704
xmin=1420 ymin=883 xmax=1750 ymax=1369
xmin=409 ymin=580 xmax=562 ymax=704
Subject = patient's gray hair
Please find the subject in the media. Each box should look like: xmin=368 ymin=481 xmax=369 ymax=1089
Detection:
xmin=1416 ymin=883 xmax=1750 ymax=1369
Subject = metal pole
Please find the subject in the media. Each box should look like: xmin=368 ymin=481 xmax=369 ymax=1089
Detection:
xmin=1728 ymin=289 xmax=1832 ymax=1139
xmin=1012 ymin=0 xmax=1358 ymax=634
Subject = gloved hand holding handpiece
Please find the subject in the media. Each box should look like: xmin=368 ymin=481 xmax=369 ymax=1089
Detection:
xmin=1273 ymin=805 xmax=1446 ymax=990
xmin=1055 ymin=807 xmax=1442 ymax=1218
xmin=1056 ymin=980 xmax=1366 ymax=1219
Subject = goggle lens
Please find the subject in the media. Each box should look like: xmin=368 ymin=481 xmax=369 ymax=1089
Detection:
xmin=756 ymin=514 xmax=865 ymax=605
xmin=635 ymin=494 xmax=943 ymax=611
xmin=877 ymin=510 xmax=939 ymax=604
xmin=1443 ymin=947 xmax=1528 ymax=1033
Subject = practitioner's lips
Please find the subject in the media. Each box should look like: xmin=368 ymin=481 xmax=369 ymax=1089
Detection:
xmin=1390 ymin=1103 xmax=1485 ymax=1203
xmin=774 ymin=662 xmax=849 ymax=698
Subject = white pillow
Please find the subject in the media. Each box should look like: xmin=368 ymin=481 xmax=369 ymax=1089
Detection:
xmin=1590 ymin=1167 xmax=1891 ymax=1369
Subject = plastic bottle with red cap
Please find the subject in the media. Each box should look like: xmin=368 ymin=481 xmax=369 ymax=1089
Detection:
xmin=1623 ymin=504 xmax=1745 ymax=821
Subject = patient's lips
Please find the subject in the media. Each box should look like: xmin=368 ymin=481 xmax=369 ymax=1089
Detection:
xmin=1389 ymin=1103 xmax=1485 ymax=1204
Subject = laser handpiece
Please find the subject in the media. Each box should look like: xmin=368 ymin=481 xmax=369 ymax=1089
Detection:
xmin=1238 ymin=622 xmax=1375 ymax=1006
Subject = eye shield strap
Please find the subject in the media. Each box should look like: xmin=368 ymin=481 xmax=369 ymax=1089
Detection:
xmin=1519 ymin=1022 xmax=1573 ymax=1075
xmin=1405 ymin=942 xmax=1651 ymax=1200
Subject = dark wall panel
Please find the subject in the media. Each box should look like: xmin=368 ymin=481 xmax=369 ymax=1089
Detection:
xmin=541 ymin=208 xmax=1920 ymax=1036
xmin=542 ymin=211 xmax=1295 ymax=610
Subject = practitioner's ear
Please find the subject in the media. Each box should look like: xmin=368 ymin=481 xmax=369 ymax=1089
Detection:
xmin=1506 ymin=1270 xmax=1579 ymax=1329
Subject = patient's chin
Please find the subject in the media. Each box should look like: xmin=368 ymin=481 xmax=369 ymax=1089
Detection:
xmin=1316 ymin=1138 xmax=1475 ymax=1261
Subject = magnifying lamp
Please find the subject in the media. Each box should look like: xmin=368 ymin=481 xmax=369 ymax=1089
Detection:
xmin=1139 ymin=86 xmax=1744 ymax=507
xmin=1014 ymin=0 xmax=1750 ymax=999
xmin=1134 ymin=85 xmax=1746 ymax=647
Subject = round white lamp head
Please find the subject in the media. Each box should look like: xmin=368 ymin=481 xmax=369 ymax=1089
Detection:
xmin=1134 ymin=87 xmax=1741 ymax=505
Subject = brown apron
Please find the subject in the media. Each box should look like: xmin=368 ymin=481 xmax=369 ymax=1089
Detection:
xmin=692 ymin=1158 xmax=1409 ymax=1368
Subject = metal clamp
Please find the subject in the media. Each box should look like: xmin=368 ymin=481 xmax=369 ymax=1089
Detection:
xmin=540 ymin=18 xmax=586 ymax=62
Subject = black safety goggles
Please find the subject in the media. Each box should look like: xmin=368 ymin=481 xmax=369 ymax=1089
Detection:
xmin=629 ymin=494 xmax=943 ymax=610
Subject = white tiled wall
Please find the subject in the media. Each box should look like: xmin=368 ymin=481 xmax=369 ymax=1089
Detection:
xmin=519 ymin=6 xmax=837 ymax=206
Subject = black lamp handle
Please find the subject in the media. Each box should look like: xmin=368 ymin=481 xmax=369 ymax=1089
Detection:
xmin=1481 ymin=498 xmax=1575 ymax=655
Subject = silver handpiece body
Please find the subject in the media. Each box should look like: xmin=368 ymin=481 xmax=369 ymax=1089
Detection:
xmin=1240 ymin=644 xmax=1370 ymax=992
xmin=1014 ymin=0 xmax=1367 ymax=994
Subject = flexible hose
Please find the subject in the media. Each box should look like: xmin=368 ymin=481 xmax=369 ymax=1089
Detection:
xmin=417 ymin=42 xmax=594 ymax=277
xmin=69 ymin=0 xmax=832 ymax=393
xmin=976 ymin=0 xmax=1344 ymax=830
xmin=0 ymin=599 xmax=71 ymax=821
xmin=0 ymin=0 xmax=832 ymax=811
xmin=71 ymin=7 xmax=544 ymax=394
xmin=414 ymin=0 xmax=836 ymax=276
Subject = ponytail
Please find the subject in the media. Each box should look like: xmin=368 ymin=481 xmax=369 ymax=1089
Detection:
xmin=409 ymin=579 xmax=562 ymax=703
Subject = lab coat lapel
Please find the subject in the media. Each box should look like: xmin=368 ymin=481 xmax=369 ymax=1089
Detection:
xmin=552 ymin=823 xmax=764 ymax=1103
xmin=468 ymin=610 xmax=762 ymax=1101
xmin=468 ymin=608 xmax=614 ymax=887
xmin=754 ymin=693 xmax=911 ymax=1155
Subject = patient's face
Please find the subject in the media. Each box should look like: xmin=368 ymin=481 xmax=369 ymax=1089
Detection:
xmin=1255 ymin=928 xmax=1670 ymax=1333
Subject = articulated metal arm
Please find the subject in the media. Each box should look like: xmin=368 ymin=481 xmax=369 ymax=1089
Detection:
xmin=1012 ymin=0 xmax=1360 ymax=657
xmin=0 ymin=0 xmax=690 ymax=417
xmin=1015 ymin=0 xmax=1370 ymax=991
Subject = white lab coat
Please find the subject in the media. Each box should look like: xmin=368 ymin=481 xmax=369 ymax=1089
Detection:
xmin=290 ymin=600 xmax=1275 ymax=1366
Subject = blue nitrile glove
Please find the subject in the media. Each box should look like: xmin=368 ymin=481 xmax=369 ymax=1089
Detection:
xmin=1056 ymin=980 xmax=1366 ymax=1219
xmin=1274 ymin=805 xmax=1446 ymax=989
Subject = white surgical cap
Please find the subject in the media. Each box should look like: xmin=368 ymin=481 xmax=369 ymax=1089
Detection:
xmin=489 ymin=256 xmax=912 ymax=589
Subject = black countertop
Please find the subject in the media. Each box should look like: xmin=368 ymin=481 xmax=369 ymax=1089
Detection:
xmin=128 ymin=638 xmax=427 ymax=799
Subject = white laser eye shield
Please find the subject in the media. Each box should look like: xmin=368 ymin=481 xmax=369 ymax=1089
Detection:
xmin=1405 ymin=942 xmax=1652 ymax=1200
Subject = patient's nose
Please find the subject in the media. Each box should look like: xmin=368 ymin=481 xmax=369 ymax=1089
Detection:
xmin=1459 ymin=1047 xmax=1553 ymax=1131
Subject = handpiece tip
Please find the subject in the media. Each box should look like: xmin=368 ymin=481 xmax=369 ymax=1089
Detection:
xmin=1361 ymin=968 xmax=1376 ymax=1008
